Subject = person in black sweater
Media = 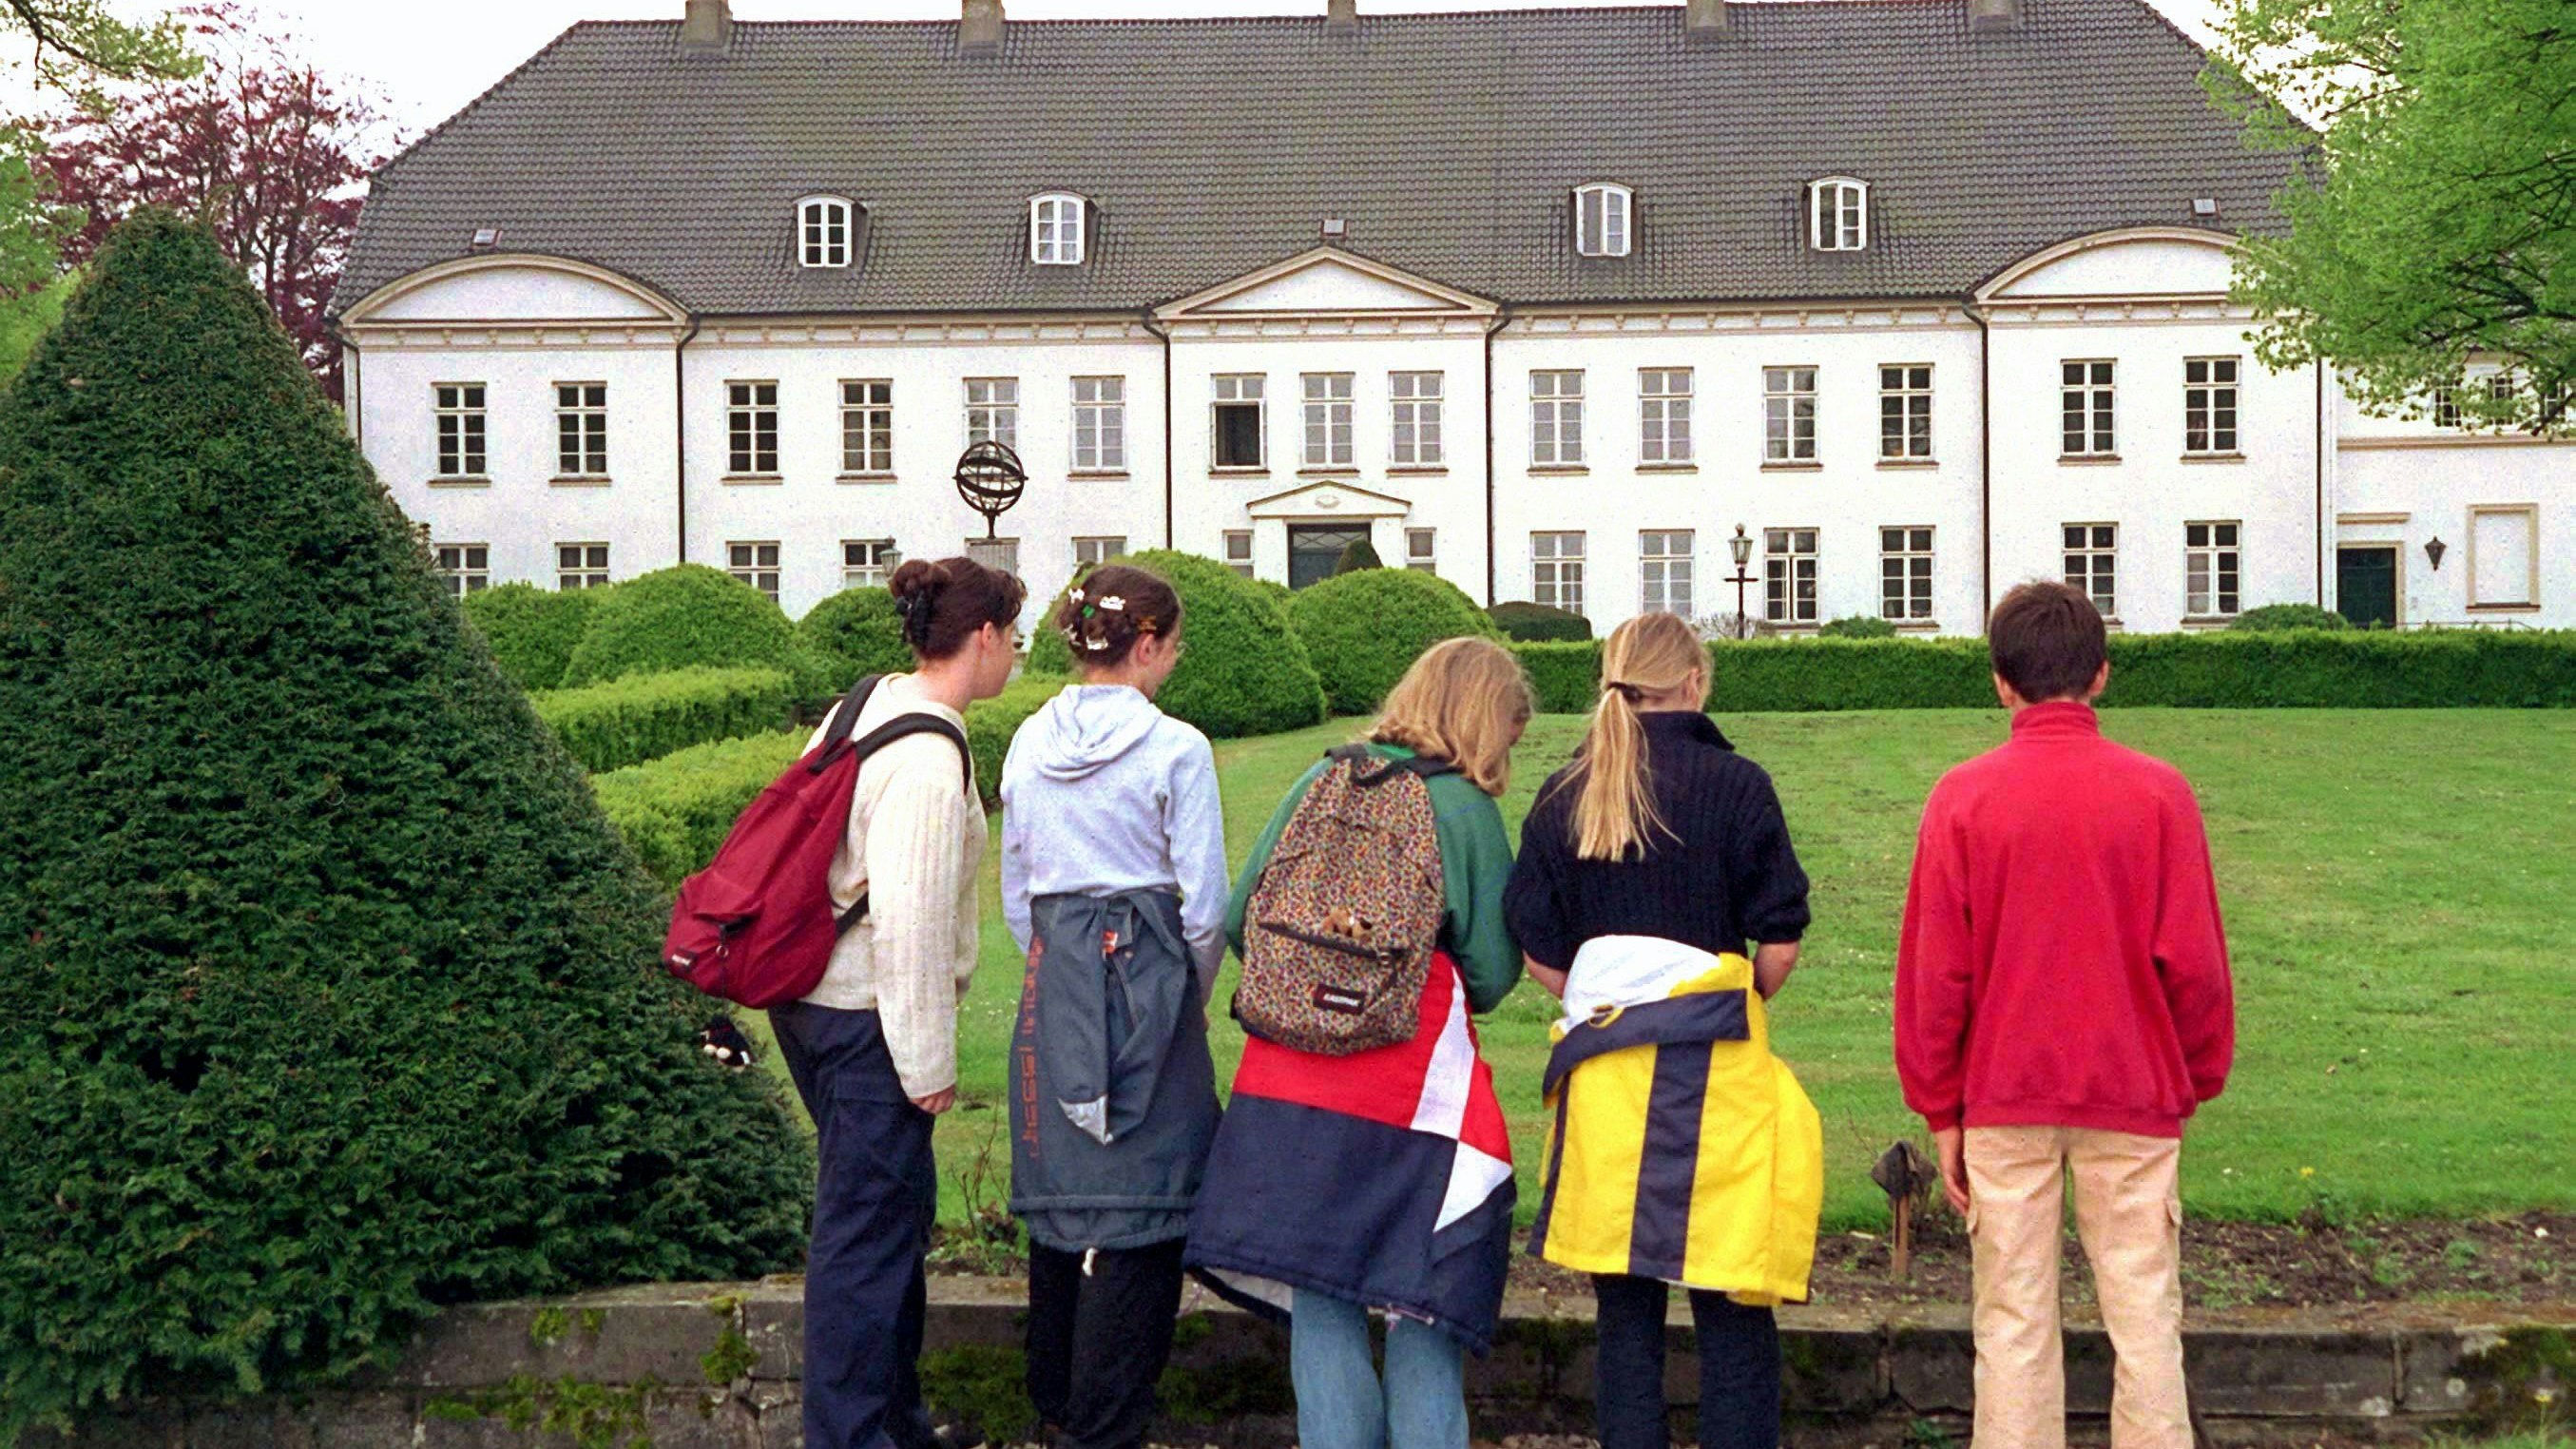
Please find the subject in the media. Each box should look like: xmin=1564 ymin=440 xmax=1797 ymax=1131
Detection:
xmin=1505 ymin=610 xmax=1813 ymax=1449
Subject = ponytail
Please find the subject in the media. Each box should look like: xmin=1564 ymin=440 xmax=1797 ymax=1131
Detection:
xmin=1562 ymin=612 xmax=1704 ymax=861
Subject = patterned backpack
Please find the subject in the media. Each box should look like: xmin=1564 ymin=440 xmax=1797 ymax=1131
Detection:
xmin=1239 ymin=745 xmax=1455 ymax=1055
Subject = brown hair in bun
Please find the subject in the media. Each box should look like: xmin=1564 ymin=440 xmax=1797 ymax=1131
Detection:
xmin=888 ymin=555 xmax=1027 ymax=661
xmin=1052 ymin=564 xmax=1182 ymax=670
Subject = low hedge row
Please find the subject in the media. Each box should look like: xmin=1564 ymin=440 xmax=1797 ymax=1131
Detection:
xmin=531 ymin=666 xmax=796 ymax=774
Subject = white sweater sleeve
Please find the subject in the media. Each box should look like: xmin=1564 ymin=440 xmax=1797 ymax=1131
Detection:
xmin=864 ymin=753 xmax=972 ymax=1099
xmin=1163 ymin=733 xmax=1231 ymax=997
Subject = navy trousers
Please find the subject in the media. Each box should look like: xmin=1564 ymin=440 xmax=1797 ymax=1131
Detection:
xmin=772 ymin=1002 xmax=939 ymax=1449
xmin=1592 ymin=1273 xmax=1782 ymax=1449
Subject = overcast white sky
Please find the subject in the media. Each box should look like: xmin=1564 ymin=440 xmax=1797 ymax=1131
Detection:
xmin=5 ymin=0 xmax=2229 ymax=137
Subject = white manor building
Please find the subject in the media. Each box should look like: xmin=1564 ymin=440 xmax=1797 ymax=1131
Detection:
xmin=333 ymin=0 xmax=2573 ymax=635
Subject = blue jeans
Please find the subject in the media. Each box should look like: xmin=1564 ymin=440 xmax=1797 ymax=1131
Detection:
xmin=1290 ymin=1289 xmax=1470 ymax=1449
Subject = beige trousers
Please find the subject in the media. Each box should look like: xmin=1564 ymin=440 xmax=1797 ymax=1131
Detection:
xmin=1965 ymin=1126 xmax=2189 ymax=1449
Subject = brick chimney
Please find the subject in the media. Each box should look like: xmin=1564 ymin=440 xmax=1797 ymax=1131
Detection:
xmin=680 ymin=0 xmax=730 ymax=51
xmin=1968 ymin=0 xmax=2021 ymax=31
xmin=962 ymin=0 xmax=1004 ymax=56
xmin=1326 ymin=0 xmax=1358 ymax=36
xmin=1685 ymin=0 xmax=1731 ymax=45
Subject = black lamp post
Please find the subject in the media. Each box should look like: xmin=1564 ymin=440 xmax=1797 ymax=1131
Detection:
xmin=1727 ymin=524 xmax=1758 ymax=640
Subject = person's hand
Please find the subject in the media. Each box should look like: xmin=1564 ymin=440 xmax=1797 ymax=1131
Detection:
xmin=912 ymin=1088 xmax=957 ymax=1116
xmin=1933 ymin=1126 xmax=1970 ymax=1217
xmin=1526 ymin=959 xmax=1569 ymax=999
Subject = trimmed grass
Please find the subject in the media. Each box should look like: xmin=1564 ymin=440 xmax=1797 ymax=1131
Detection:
xmin=743 ymin=708 xmax=2576 ymax=1231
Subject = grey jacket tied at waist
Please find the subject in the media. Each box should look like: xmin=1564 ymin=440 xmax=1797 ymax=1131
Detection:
xmin=1010 ymin=889 xmax=1221 ymax=1253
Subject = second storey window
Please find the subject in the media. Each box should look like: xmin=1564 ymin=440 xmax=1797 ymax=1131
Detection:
xmin=1880 ymin=527 xmax=1933 ymax=622
xmin=965 ymin=377 xmax=1018 ymax=449
xmin=1641 ymin=530 xmax=1695 ymax=617
xmin=1530 ymin=371 xmax=1585 ymax=466
xmin=2432 ymin=384 xmax=2462 ymax=428
xmin=1640 ymin=368 xmax=1693 ymax=464
xmin=434 ymin=383 xmax=486 ymax=477
xmin=1213 ymin=375 xmax=1265 ymax=468
xmin=1763 ymin=367 xmax=1817 ymax=462
xmin=1390 ymin=372 xmax=1443 ymax=465
xmin=1302 ymin=373 xmax=1354 ymax=468
xmin=2062 ymin=361 xmax=2117 ymax=455
xmin=726 ymin=381 xmax=779 ymax=474
xmin=798 ymin=197 xmax=853 ymax=268
xmin=728 ymin=541 xmax=781 ymax=603
xmin=557 ymin=542 xmax=610 ymax=590
xmin=1879 ymin=365 xmax=1932 ymax=460
xmin=2185 ymin=357 xmax=2239 ymax=454
xmin=555 ymin=382 xmax=607 ymax=477
xmin=1072 ymin=377 xmax=1125 ymax=472
xmin=843 ymin=538 xmax=898 ymax=589
xmin=1030 ymin=193 xmax=1086 ymax=266
xmin=2185 ymin=521 xmax=2241 ymax=618
xmin=840 ymin=380 xmax=893 ymax=475
xmin=1531 ymin=531 xmax=1586 ymax=614
xmin=1574 ymin=183 xmax=1632 ymax=258
xmin=1764 ymin=528 xmax=1819 ymax=625
xmin=2064 ymin=523 xmax=2119 ymax=616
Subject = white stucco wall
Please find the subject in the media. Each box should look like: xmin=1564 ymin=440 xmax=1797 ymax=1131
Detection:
xmin=2333 ymin=381 xmax=2575 ymax=628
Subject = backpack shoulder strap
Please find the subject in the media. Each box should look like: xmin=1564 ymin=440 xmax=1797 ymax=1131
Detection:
xmin=1334 ymin=743 xmax=1461 ymax=789
xmin=828 ymin=707 xmax=976 ymax=937
xmin=808 ymin=674 xmax=886 ymax=774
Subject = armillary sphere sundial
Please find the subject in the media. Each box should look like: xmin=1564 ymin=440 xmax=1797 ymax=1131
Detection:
xmin=953 ymin=440 xmax=1028 ymax=539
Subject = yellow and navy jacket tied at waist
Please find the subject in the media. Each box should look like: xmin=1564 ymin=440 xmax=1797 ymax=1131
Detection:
xmin=1526 ymin=939 xmax=1822 ymax=1305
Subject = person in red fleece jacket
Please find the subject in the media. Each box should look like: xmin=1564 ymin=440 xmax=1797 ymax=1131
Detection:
xmin=1894 ymin=580 xmax=2234 ymax=1449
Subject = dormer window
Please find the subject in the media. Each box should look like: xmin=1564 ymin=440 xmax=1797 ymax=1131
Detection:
xmin=798 ymin=196 xmax=854 ymax=268
xmin=1810 ymin=178 xmax=1869 ymax=252
xmin=1030 ymin=193 xmax=1086 ymax=266
xmin=1574 ymin=183 xmax=1632 ymax=259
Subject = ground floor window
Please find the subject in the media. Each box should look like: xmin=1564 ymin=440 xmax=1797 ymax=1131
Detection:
xmin=1764 ymin=528 xmax=1817 ymax=625
xmin=1074 ymin=536 xmax=1125 ymax=569
xmin=1223 ymin=530 xmax=1255 ymax=579
xmin=966 ymin=536 xmax=1019 ymax=579
xmin=1405 ymin=529 xmax=1436 ymax=572
xmin=1640 ymin=530 xmax=1695 ymax=617
xmin=2063 ymin=523 xmax=2118 ymax=616
xmin=1879 ymin=527 xmax=1932 ymax=622
xmin=556 ymin=542 xmax=609 ymax=590
xmin=843 ymin=539 xmax=898 ymax=589
xmin=1288 ymin=524 xmax=1370 ymax=590
xmin=434 ymin=542 xmax=489 ymax=597
xmin=1531 ymin=531 xmax=1586 ymax=616
xmin=728 ymin=540 xmax=781 ymax=602
xmin=2184 ymin=521 xmax=2240 ymax=617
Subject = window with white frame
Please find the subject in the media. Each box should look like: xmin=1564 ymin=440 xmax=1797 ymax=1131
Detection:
xmin=1879 ymin=527 xmax=1933 ymax=622
xmin=2184 ymin=521 xmax=2240 ymax=618
xmin=2488 ymin=371 xmax=2519 ymax=404
xmin=555 ymin=382 xmax=607 ymax=477
xmin=966 ymin=537 xmax=1019 ymax=578
xmin=1390 ymin=372 xmax=1443 ymax=466
xmin=1072 ymin=377 xmax=1125 ymax=472
xmin=557 ymin=542 xmax=609 ymax=590
xmin=1574 ymin=183 xmax=1632 ymax=258
xmin=1074 ymin=536 xmax=1125 ymax=569
xmin=1530 ymin=371 xmax=1585 ymax=466
xmin=1809 ymin=178 xmax=1868 ymax=251
xmin=1302 ymin=373 xmax=1354 ymax=468
xmin=728 ymin=541 xmax=781 ymax=602
xmin=433 ymin=542 xmax=489 ymax=596
xmin=1640 ymin=368 xmax=1693 ymax=464
xmin=840 ymin=380 xmax=893 ymax=475
xmin=1405 ymin=528 xmax=1436 ymax=572
xmin=1531 ymin=531 xmax=1586 ymax=614
xmin=1029 ymin=193 xmax=1086 ymax=265
xmin=2061 ymin=361 xmax=2116 ymax=455
xmin=1764 ymin=528 xmax=1818 ymax=625
xmin=843 ymin=538 xmax=898 ymax=589
xmin=2184 ymin=357 xmax=2239 ymax=454
xmin=434 ymin=383 xmax=486 ymax=477
xmin=726 ymin=380 xmax=779 ymax=474
xmin=1640 ymin=530 xmax=1695 ymax=617
xmin=965 ymin=377 xmax=1018 ymax=449
xmin=1763 ymin=367 xmax=1817 ymax=462
xmin=798 ymin=196 xmax=854 ymax=268
xmin=2470 ymin=504 xmax=2538 ymax=608
xmin=1213 ymin=375 xmax=1265 ymax=469
xmin=2063 ymin=524 xmax=2118 ymax=615
xmin=1879 ymin=365 xmax=1932 ymax=460
xmin=2432 ymin=385 xmax=2463 ymax=428
xmin=1222 ymin=530 xmax=1255 ymax=579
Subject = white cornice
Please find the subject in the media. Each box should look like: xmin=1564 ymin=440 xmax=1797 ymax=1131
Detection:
xmin=341 ymin=324 xmax=689 ymax=350
xmin=338 ymin=253 xmax=689 ymax=327
xmin=702 ymin=318 xmax=1158 ymax=347
xmin=1501 ymin=303 xmax=1970 ymax=336
xmin=1157 ymin=245 xmax=1500 ymax=322
xmin=1161 ymin=316 xmax=1496 ymax=340
xmin=1976 ymin=298 xmax=2254 ymax=328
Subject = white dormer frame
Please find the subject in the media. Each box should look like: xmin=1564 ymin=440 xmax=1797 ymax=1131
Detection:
xmin=1574 ymin=182 xmax=1633 ymax=259
xmin=1810 ymin=178 xmax=1869 ymax=252
xmin=798 ymin=195 xmax=855 ymax=269
xmin=1030 ymin=192 xmax=1087 ymax=266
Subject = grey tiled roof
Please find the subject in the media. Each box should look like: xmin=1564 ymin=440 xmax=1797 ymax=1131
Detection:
xmin=334 ymin=0 xmax=2297 ymax=318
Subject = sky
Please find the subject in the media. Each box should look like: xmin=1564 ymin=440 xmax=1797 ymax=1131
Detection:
xmin=4 ymin=0 xmax=2231 ymax=137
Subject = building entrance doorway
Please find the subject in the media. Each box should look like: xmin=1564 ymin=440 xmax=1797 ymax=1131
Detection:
xmin=2336 ymin=546 xmax=2398 ymax=628
xmin=1288 ymin=525 xmax=1371 ymax=590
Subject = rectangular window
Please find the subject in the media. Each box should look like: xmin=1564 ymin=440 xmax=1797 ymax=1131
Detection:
xmin=842 ymin=538 xmax=898 ymax=589
xmin=1074 ymin=536 xmax=1125 ymax=569
xmin=1405 ymin=528 xmax=1436 ymax=572
xmin=1530 ymin=371 xmax=1585 ymax=466
xmin=1213 ymin=375 xmax=1265 ymax=469
xmin=1879 ymin=527 xmax=1934 ymax=622
xmin=556 ymin=541 xmax=609 ymax=590
xmin=726 ymin=380 xmax=779 ymax=474
xmin=1878 ymin=365 xmax=1932 ymax=460
xmin=434 ymin=383 xmax=486 ymax=477
xmin=2062 ymin=361 xmax=2116 ymax=455
xmin=2184 ymin=357 xmax=2240 ymax=454
xmin=728 ymin=540 xmax=781 ymax=603
xmin=2470 ymin=505 xmax=2538 ymax=608
xmin=554 ymin=382 xmax=607 ymax=476
xmin=1302 ymin=373 xmax=1355 ymax=468
xmin=840 ymin=379 xmax=893 ymax=475
xmin=2184 ymin=521 xmax=2241 ymax=618
xmin=965 ymin=377 xmax=1018 ymax=449
xmin=1531 ymin=531 xmax=1586 ymax=615
xmin=1763 ymin=367 xmax=1817 ymax=462
xmin=1763 ymin=528 xmax=1819 ymax=625
xmin=2063 ymin=523 xmax=2119 ymax=615
xmin=1640 ymin=368 xmax=1694 ymax=464
xmin=1222 ymin=529 xmax=1255 ymax=579
xmin=1390 ymin=372 xmax=1444 ymax=465
xmin=2432 ymin=385 xmax=2462 ymax=429
xmin=433 ymin=542 xmax=490 ymax=597
xmin=1640 ymin=530 xmax=1695 ymax=617
xmin=1067 ymin=376 xmax=1125 ymax=473
xmin=966 ymin=537 xmax=1019 ymax=579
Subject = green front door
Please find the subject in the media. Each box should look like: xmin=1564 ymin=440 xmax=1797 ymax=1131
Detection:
xmin=1288 ymin=525 xmax=1370 ymax=590
xmin=2336 ymin=546 xmax=2398 ymax=628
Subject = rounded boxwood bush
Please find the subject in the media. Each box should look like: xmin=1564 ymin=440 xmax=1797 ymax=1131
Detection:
xmin=461 ymin=581 xmax=606 ymax=692
xmin=799 ymin=586 xmax=913 ymax=686
xmin=0 ymin=215 xmax=809 ymax=1429
xmin=1287 ymin=567 xmax=1504 ymax=715
xmin=560 ymin=563 xmax=798 ymax=687
xmin=1028 ymin=550 xmax=1326 ymax=738
xmin=2230 ymin=603 xmax=2351 ymax=632
xmin=1818 ymin=613 xmax=1898 ymax=639
xmin=1490 ymin=600 xmax=1591 ymax=643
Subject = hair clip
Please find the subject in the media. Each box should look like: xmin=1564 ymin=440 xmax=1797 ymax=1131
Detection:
xmin=1068 ymin=588 xmax=1086 ymax=605
xmin=1098 ymin=596 xmax=1126 ymax=612
xmin=1085 ymin=636 xmax=1110 ymax=651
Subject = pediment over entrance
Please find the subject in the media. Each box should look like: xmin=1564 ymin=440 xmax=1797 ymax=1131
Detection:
xmin=1245 ymin=480 xmax=1414 ymax=521
xmin=1158 ymin=247 xmax=1498 ymax=321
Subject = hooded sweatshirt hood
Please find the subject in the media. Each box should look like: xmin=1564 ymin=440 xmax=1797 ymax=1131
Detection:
xmin=1026 ymin=684 xmax=1167 ymax=782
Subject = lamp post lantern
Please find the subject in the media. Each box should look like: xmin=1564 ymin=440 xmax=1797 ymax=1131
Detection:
xmin=1727 ymin=524 xmax=1758 ymax=640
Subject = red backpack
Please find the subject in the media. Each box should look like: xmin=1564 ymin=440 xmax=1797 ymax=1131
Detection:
xmin=661 ymin=675 xmax=973 ymax=1009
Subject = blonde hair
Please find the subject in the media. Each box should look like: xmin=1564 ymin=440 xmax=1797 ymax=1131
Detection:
xmin=1369 ymin=637 xmax=1537 ymax=797
xmin=1564 ymin=612 xmax=1706 ymax=861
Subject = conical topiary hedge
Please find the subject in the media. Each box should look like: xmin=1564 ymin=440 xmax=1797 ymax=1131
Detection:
xmin=0 ymin=214 xmax=811 ymax=1432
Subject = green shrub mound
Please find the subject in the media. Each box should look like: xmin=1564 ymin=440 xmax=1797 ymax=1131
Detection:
xmin=1287 ymin=568 xmax=1503 ymax=715
xmin=2230 ymin=603 xmax=2351 ymax=632
xmin=461 ymin=582 xmax=606 ymax=692
xmin=560 ymin=564 xmax=798 ymax=688
xmin=1818 ymin=614 xmax=1899 ymax=639
xmin=1335 ymin=536 xmax=1384 ymax=574
xmin=0 ymin=215 xmax=808 ymax=1432
xmin=1490 ymin=600 xmax=1591 ymax=643
xmin=799 ymin=586 xmax=913 ymax=687
xmin=1028 ymin=550 xmax=1327 ymax=738
xmin=1514 ymin=640 xmax=1608 ymax=714
xmin=532 ymin=666 xmax=795 ymax=773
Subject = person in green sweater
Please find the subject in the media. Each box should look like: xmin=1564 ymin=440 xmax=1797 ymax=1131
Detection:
xmin=1187 ymin=636 xmax=1536 ymax=1449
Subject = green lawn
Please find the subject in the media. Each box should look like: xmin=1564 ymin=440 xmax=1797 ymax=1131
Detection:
xmin=749 ymin=708 xmax=2576 ymax=1230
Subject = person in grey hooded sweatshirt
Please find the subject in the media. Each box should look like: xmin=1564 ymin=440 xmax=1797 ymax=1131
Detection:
xmin=1000 ymin=562 xmax=1227 ymax=1449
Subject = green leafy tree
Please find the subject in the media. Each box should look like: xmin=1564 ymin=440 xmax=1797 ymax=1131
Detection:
xmin=2208 ymin=0 xmax=2576 ymax=430
xmin=0 ymin=215 xmax=807 ymax=1436
xmin=2 ymin=0 xmax=194 ymax=99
